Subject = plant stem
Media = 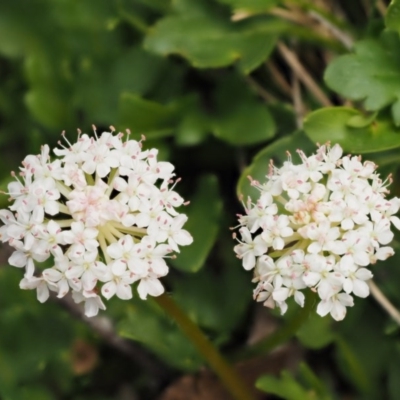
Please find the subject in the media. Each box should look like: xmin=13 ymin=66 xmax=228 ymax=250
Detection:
xmin=234 ymin=290 xmax=316 ymax=361
xmin=368 ymin=280 xmax=400 ymax=326
xmin=277 ymin=42 xmax=333 ymax=107
xmin=155 ymin=293 xmax=255 ymax=400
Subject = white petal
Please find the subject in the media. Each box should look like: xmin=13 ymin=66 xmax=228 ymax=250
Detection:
xmin=102 ymin=281 xmax=117 ymax=299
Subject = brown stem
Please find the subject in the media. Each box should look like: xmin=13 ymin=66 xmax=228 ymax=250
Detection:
xmin=277 ymin=42 xmax=333 ymax=107
xmin=368 ymin=280 xmax=400 ymax=326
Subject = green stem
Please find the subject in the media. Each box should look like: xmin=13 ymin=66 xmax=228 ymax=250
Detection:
xmin=155 ymin=293 xmax=255 ymax=400
xmin=233 ymin=290 xmax=317 ymax=361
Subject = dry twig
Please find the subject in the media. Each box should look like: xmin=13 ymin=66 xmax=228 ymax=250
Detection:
xmin=277 ymin=42 xmax=333 ymax=107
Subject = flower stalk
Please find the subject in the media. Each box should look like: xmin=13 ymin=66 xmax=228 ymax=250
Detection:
xmin=155 ymin=293 xmax=255 ymax=400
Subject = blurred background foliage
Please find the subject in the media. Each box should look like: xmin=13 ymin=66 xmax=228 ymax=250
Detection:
xmin=1 ymin=0 xmax=400 ymax=399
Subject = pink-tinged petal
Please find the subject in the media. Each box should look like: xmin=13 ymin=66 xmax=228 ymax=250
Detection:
xmin=114 ymin=177 xmax=127 ymax=192
xmin=330 ymin=241 xmax=346 ymax=255
xmin=151 ymin=259 xmax=169 ymax=276
xmin=43 ymin=268 xmax=62 ymax=282
xmin=116 ymin=283 xmax=132 ymax=300
xmin=65 ymin=266 xmax=83 ymax=279
xmin=272 ymin=237 xmax=284 ymax=251
xmin=167 ymin=238 xmax=180 ymax=253
xmin=128 ymin=258 xmax=148 ymax=275
xmin=37 ymin=283 xmax=50 ymax=303
xmin=303 ymin=272 xmax=320 ymax=286
xmin=57 ymin=279 xmax=69 ymax=298
xmin=343 ymin=279 xmax=353 ymax=294
xmin=243 ymin=252 xmax=256 ymax=271
xmin=82 ymin=270 xmax=97 ymax=291
xmin=173 ymin=230 xmax=193 ymax=246
xmin=330 ymin=302 xmax=347 ymax=321
xmin=307 ymin=242 xmax=322 ymax=254
xmin=62 ymin=230 xmax=75 ymax=244
xmin=337 ymin=293 xmax=354 ymax=307
xmin=390 ymin=216 xmax=400 ymax=230
xmin=111 ymin=260 xmax=127 ymax=276
xmin=138 ymin=278 xmax=164 ymax=299
xmin=102 ymin=281 xmax=117 ymax=299
xmin=318 ymin=281 xmax=336 ymax=300
xmin=239 ymin=227 xmax=252 ymax=243
xmin=340 ymin=254 xmax=355 ymax=270
xmin=107 ymin=242 xmax=122 ymax=259
xmin=122 ymin=213 xmax=136 ymax=227
xmin=9 ymin=251 xmax=27 ymax=268
xmin=341 ymin=218 xmax=354 ymax=230
xmin=374 ymin=246 xmax=394 ymax=260
xmin=277 ymin=301 xmax=288 ymax=315
xmin=135 ymin=213 xmax=150 ymax=228
xmin=317 ymin=300 xmax=332 ymax=317
xmin=85 ymin=297 xmax=106 ymax=317
xmin=45 ymin=201 xmax=59 ymax=216
xmin=294 ymin=291 xmax=305 ymax=307
xmin=82 ymin=160 xmax=96 ymax=175
xmin=352 ymin=280 xmax=369 ymax=298
xmin=355 ymin=268 xmax=373 ymax=280
xmin=353 ymin=251 xmax=370 ymax=267
xmin=378 ymin=230 xmax=394 ymax=245
xmin=272 ymin=287 xmax=289 ymax=302
xmin=25 ymin=258 xmax=36 ymax=278
xmin=85 ymin=239 xmax=99 ymax=251
xmin=96 ymin=163 xmax=110 ymax=178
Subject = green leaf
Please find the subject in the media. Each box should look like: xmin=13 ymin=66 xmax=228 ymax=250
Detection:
xmin=119 ymin=298 xmax=202 ymax=371
xmin=237 ymin=131 xmax=314 ymax=200
xmin=171 ymin=175 xmax=222 ymax=272
xmin=25 ymin=89 xmax=74 ymax=129
xmin=386 ymin=0 xmax=400 ymax=34
xmin=173 ymin=240 xmax=252 ymax=336
xmin=346 ymin=112 xmax=378 ymax=128
xmin=212 ymin=74 xmax=276 ymax=145
xmin=144 ymin=0 xmax=278 ymax=72
xmin=256 ymin=371 xmax=315 ymax=399
xmin=296 ymin=313 xmax=334 ymax=350
xmin=388 ymin=357 xmax=400 ymax=400
xmin=298 ymin=363 xmax=332 ymax=400
xmin=0 ymin=269 xmax=74 ymax=388
xmin=217 ymin=0 xmax=278 ymax=13
xmin=175 ymin=106 xmax=210 ymax=146
xmin=118 ymin=93 xmax=181 ymax=139
xmin=303 ymin=107 xmax=400 ymax=153
xmin=324 ymin=33 xmax=400 ymax=125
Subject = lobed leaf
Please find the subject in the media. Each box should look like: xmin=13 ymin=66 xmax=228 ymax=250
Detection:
xmin=303 ymin=107 xmax=400 ymax=153
xmin=144 ymin=0 xmax=279 ymax=72
xmin=325 ymin=33 xmax=400 ymax=125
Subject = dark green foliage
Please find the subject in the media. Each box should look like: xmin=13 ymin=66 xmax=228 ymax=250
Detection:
xmin=2 ymin=0 xmax=400 ymax=399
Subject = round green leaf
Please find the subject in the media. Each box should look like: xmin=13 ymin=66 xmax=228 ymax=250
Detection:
xmin=144 ymin=0 xmax=278 ymax=72
xmin=118 ymin=92 xmax=179 ymax=139
xmin=212 ymin=74 xmax=276 ymax=145
xmin=324 ymin=34 xmax=400 ymax=125
xmin=303 ymin=107 xmax=400 ymax=154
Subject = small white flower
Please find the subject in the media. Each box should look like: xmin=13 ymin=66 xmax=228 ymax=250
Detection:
xmin=1 ymin=128 xmax=192 ymax=317
xmin=235 ymin=143 xmax=398 ymax=321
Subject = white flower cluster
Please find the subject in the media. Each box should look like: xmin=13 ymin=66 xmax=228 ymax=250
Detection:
xmin=234 ymin=144 xmax=400 ymax=321
xmin=0 ymin=128 xmax=192 ymax=317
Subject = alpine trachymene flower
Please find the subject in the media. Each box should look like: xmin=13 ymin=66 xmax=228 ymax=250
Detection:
xmin=1 ymin=127 xmax=192 ymax=317
xmin=234 ymin=144 xmax=399 ymax=321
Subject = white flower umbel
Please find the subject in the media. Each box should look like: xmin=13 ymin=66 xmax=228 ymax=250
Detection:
xmin=234 ymin=144 xmax=399 ymax=321
xmin=1 ymin=127 xmax=192 ymax=317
